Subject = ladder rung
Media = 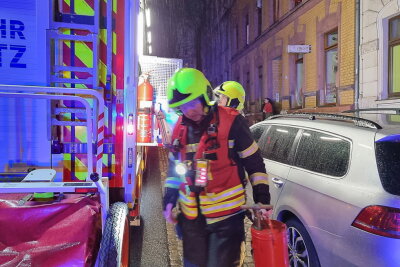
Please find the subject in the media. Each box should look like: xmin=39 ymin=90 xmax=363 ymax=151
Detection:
xmin=50 ymin=77 xmax=94 ymax=85
xmin=55 ymin=108 xmax=87 ymax=114
xmin=48 ymin=31 xmax=96 ymax=42
xmin=52 ymin=118 xmax=87 ymax=126
xmin=0 ymin=182 xmax=97 ymax=193
xmin=52 ymin=142 xmax=113 ymax=154
xmin=61 ymin=143 xmax=91 ymax=154
xmin=51 ymin=21 xmax=96 ymax=31
xmin=54 ymin=65 xmax=94 ymax=74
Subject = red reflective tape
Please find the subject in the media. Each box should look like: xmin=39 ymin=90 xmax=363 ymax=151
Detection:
xmin=86 ymin=0 xmax=95 ymax=9
xmin=75 ymin=187 xmax=98 ymax=193
xmin=97 ymin=139 xmax=104 ymax=147
xmin=98 ymin=112 xmax=105 ymax=120
xmin=97 ymin=127 xmax=104 ymax=136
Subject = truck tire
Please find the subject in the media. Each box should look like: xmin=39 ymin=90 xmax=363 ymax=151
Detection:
xmin=98 ymin=202 xmax=130 ymax=267
xmin=286 ymin=218 xmax=320 ymax=267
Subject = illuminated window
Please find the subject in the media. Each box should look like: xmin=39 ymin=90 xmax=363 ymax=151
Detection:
xmin=389 ymin=15 xmax=400 ymax=97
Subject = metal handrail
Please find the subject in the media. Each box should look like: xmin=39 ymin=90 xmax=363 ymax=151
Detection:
xmin=0 ymin=84 xmax=105 ymax=178
xmin=268 ymin=112 xmax=382 ymax=129
xmin=0 ymin=91 xmax=108 ymax=229
xmin=0 ymin=92 xmax=95 ymax=175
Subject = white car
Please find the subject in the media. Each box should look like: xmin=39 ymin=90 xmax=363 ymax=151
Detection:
xmin=250 ymin=111 xmax=400 ymax=267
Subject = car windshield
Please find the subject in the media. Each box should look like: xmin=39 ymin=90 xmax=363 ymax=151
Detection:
xmin=375 ymin=134 xmax=400 ymax=196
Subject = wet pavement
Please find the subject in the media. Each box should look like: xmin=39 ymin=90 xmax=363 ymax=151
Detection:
xmin=130 ymin=147 xmax=170 ymax=267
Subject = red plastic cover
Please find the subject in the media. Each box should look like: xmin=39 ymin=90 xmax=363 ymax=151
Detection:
xmin=0 ymin=194 xmax=101 ymax=267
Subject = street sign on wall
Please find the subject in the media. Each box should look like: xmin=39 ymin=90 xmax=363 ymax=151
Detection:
xmin=287 ymin=45 xmax=311 ymax=53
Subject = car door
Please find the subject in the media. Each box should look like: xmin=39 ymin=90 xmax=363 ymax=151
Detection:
xmin=257 ymin=125 xmax=299 ymax=208
xmin=283 ymin=129 xmax=352 ymax=266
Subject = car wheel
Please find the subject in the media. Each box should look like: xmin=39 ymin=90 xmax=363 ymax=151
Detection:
xmin=286 ymin=218 xmax=320 ymax=267
xmin=98 ymin=202 xmax=130 ymax=267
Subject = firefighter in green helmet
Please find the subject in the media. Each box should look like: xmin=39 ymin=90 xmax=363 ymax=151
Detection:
xmin=163 ymin=68 xmax=271 ymax=267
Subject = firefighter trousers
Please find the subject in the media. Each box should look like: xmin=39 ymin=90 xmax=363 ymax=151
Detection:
xmin=178 ymin=212 xmax=245 ymax=267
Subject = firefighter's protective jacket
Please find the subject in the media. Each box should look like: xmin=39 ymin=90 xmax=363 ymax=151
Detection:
xmin=164 ymin=105 xmax=270 ymax=224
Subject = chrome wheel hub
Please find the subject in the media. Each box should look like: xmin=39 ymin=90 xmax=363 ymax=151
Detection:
xmin=287 ymin=226 xmax=310 ymax=267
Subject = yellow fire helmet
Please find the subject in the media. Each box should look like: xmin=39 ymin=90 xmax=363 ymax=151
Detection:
xmin=214 ymin=81 xmax=246 ymax=111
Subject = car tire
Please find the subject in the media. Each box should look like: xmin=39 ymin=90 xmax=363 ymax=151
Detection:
xmin=98 ymin=202 xmax=130 ymax=267
xmin=286 ymin=218 xmax=320 ymax=267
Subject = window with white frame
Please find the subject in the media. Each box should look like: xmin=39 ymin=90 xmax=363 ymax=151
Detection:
xmin=389 ymin=15 xmax=400 ymax=97
xmin=295 ymin=53 xmax=304 ymax=107
xmin=324 ymin=30 xmax=338 ymax=104
xmin=272 ymin=56 xmax=282 ymax=102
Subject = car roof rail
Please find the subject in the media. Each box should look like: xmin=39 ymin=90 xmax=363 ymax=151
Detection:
xmin=268 ymin=112 xmax=382 ymax=129
xmin=343 ymin=108 xmax=400 ymax=115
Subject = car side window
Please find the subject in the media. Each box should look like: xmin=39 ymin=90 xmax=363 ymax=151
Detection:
xmin=251 ymin=123 xmax=268 ymax=143
xmin=294 ymin=130 xmax=350 ymax=177
xmin=260 ymin=125 xmax=298 ymax=164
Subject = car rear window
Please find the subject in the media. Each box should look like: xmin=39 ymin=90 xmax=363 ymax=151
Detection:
xmin=375 ymin=135 xmax=400 ymax=196
xmin=294 ymin=130 xmax=350 ymax=177
xmin=260 ymin=125 xmax=298 ymax=164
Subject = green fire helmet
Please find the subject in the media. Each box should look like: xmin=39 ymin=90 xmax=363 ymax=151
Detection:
xmin=214 ymin=81 xmax=246 ymax=111
xmin=167 ymin=68 xmax=214 ymax=109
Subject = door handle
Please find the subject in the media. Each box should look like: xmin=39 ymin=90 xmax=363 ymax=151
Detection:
xmin=271 ymin=177 xmax=284 ymax=188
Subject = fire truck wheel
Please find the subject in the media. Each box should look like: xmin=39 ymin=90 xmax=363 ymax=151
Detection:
xmin=286 ymin=218 xmax=320 ymax=267
xmin=98 ymin=202 xmax=130 ymax=267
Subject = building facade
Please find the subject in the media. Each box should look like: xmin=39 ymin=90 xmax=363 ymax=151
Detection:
xmin=359 ymin=0 xmax=400 ymax=110
xmin=201 ymin=0 xmax=357 ymax=122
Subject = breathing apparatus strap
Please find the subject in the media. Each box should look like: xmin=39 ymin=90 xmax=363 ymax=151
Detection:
xmin=204 ymin=107 xmax=220 ymax=150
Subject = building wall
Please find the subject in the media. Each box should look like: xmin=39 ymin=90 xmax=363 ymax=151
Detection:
xmin=202 ymin=0 xmax=356 ymax=121
xmin=148 ymin=0 xmax=203 ymax=68
xmin=359 ymin=0 xmax=400 ymax=108
xmin=200 ymin=0 xmax=235 ymax=87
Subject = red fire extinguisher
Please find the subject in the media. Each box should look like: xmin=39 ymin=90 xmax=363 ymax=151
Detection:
xmin=137 ymin=73 xmax=154 ymax=143
xmin=242 ymin=204 xmax=289 ymax=267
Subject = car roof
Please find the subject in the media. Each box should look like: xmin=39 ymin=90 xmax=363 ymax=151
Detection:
xmin=348 ymin=112 xmax=400 ymax=132
xmin=253 ymin=112 xmax=400 ymax=137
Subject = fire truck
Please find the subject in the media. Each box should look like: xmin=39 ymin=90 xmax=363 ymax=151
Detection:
xmin=0 ymin=1 xmax=181 ymax=266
